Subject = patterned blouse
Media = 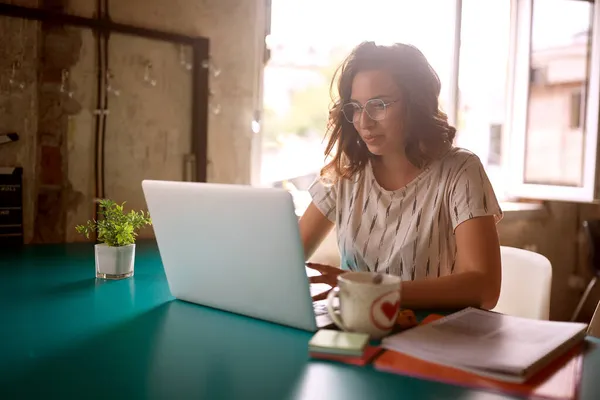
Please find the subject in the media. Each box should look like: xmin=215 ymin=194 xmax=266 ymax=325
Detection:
xmin=308 ymin=147 xmax=503 ymax=280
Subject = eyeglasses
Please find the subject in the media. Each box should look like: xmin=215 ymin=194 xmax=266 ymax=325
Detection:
xmin=341 ymin=99 xmax=399 ymax=123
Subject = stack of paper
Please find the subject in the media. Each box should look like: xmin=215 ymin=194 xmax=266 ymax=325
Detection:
xmin=380 ymin=307 xmax=588 ymax=383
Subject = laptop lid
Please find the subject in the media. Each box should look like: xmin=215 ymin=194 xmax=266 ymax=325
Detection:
xmin=141 ymin=180 xmax=318 ymax=332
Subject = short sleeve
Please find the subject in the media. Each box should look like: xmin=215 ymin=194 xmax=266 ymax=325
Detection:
xmin=308 ymin=177 xmax=338 ymax=223
xmin=449 ymin=155 xmax=503 ymax=231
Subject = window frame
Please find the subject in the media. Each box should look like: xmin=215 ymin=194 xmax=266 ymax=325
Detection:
xmin=447 ymin=0 xmax=463 ymax=128
xmin=448 ymin=0 xmax=600 ymax=203
xmin=503 ymin=0 xmax=600 ymax=203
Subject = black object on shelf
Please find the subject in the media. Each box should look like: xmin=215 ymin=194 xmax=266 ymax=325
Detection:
xmin=0 ymin=132 xmax=19 ymax=146
xmin=0 ymin=167 xmax=24 ymax=246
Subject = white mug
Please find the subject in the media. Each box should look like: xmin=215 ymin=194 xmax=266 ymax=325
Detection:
xmin=326 ymin=271 xmax=402 ymax=339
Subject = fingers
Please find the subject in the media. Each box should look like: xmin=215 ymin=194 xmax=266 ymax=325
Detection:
xmin=306 ymin=262 xmax=342 ymax=275
xmin=312 ymin=288 xmax=331 ymax=302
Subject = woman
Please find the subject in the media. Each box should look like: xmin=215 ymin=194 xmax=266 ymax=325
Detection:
xmin=300 ymin=41 xmax=503 ymax=310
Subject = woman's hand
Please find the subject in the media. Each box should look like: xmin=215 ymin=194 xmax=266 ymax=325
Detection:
xmin=306 ymin=262 xmax=346 ymax=301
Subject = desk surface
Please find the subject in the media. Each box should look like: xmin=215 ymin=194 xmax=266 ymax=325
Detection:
xmin=1 ymin=241 xmax=599 ymax=400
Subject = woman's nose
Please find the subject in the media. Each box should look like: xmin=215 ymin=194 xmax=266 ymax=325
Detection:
xmin=358 ymin=109 xmax=375 ymax=129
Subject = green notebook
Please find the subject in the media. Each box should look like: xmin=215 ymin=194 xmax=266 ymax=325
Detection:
xmin=308 ymin=329 xmax=370 ymax=357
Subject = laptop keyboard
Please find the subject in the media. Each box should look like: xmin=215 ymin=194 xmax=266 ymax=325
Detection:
xmin=313 ymin=301 xmax=328 ymax=316
xmin=313 ymin=299 xmax=338 ymax=316
xmin=309 ymin=277 xmax=338 ymax=317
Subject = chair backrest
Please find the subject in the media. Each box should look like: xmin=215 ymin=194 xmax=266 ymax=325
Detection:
xmin=492 ymin=246 xmax=552 ymax=320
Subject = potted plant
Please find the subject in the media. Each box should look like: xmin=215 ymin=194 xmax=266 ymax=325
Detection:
xmin=76 ymin=199 xmax=152 ymax=280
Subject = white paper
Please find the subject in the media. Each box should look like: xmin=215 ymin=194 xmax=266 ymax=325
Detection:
xmin=382 ymin=308 xmax=587 ymax=378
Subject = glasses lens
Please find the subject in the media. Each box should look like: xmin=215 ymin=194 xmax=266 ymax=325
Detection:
xmin=342 ymin=103 xmax=359 ymax=123
xmin=365 ymin=99 xmax=387 ymax=121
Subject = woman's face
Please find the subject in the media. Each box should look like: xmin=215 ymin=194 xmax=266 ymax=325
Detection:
xmin=347 ymin=69 xmax=404 ymax=157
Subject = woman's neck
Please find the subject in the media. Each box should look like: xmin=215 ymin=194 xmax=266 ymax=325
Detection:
xmin=379 ymin=153 xmax=413 ymax=173
xmin=371 ymin=153 xmax=422 ymax=191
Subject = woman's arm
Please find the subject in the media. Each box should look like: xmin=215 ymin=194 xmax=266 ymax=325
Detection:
xmin=400 ymin=215 xmax=502 ymax=310
xmin=299 ymin=202 xmax=335 ymax=260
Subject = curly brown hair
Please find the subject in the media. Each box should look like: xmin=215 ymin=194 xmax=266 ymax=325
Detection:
xmin=321 ymin=41 xmax=456 ymax=182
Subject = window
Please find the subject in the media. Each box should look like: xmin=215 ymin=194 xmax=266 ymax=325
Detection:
xmin=570 ymin=89 xmax=583 ymax=130
xmin=260 ymin=0 xmax=456 ymax=213
xmin=457 ymin=0 xmax=600 ymax=202
xmin=489 ymin=124 xmax=503 ymax=166
xmin=259 ymin=0 xmax=600 ymax=207
xmin=508 ymin=0 xmax=600 ymax=201
xmin=457 ymin=0 xmax=512 ymax=199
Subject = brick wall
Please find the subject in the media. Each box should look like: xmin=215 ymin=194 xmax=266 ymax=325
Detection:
xmin=0 ymin=0 xmax=40 ymax=243
xmin=33 ymin=0 xmax=84 ymax=243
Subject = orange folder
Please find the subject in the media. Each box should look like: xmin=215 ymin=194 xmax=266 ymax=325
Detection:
xmin=373 ymin=315 xmax=584 ymax=400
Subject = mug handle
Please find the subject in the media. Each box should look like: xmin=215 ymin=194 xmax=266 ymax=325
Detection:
xmin=326 ymin=287 xmax=347 ymax=331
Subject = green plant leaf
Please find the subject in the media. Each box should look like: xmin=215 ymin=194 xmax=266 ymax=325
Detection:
xmin=75 ymin=199 xmax=152 ymax=247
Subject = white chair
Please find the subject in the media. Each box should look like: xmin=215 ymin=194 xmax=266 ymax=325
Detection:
xmin=492 ymin=246 xmax=552 ymax=320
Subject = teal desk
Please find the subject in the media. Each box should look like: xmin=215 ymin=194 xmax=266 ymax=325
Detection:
xmin=1 ymin=242 xmax=598 ymax=399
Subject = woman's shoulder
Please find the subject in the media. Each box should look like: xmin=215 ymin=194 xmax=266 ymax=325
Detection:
xmin=441 ymin=146 xmax=481 ymax=164
xmin=308 ymin=167 xmax=366 ymax=197
xmin=435 ymin=146 xmax=483 ymax=173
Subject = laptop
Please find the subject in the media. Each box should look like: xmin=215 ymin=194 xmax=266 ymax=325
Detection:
xmin=141 ymin=180 xmax=334 ymax=331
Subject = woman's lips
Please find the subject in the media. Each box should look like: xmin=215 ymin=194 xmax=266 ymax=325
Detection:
xmin=362 ymin=135 xmax=383 ymax=144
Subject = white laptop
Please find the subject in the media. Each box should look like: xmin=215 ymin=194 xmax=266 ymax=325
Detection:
xmin=141 ymin=180 xmax=334 ymax=331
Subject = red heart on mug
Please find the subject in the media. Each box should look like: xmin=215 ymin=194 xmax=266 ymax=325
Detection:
xmin=380 ymin=300 xmax=400 ymax=321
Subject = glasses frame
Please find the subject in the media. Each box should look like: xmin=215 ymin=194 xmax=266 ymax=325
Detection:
xmin=341 ymin=99 xmax=400 ymax=124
